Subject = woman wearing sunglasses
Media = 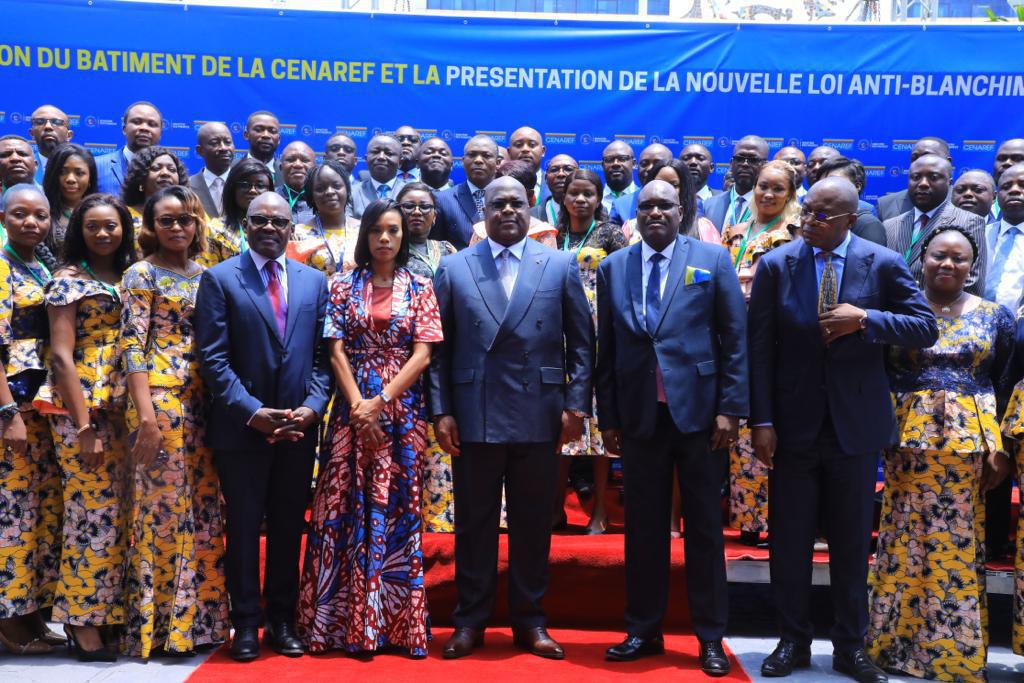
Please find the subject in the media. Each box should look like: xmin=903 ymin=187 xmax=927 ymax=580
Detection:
xmin=201 ymin=158 xmax=274 ymax=268
xmin=119 ymin=185 xmax=228 ymax=658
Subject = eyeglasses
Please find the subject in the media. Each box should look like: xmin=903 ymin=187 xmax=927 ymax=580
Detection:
xmin=247 ymin=214 xmax=291 ymax=229
xmin=637 ymin=201 xmax=680 ymax=214
xmin=31 ymin=117 xmax=68 ymax=128
xmin=326 ymin=143 xmax=355 ymax=154
xmin=398 ymin=202 xmax=435 ymax=214
xmin=602 ymin=155 xmax=633 ymax=165
xmin=395 ymin=135 xmax=420 ymax=143
xmin=548 ymin=164 xmax=578 ymax=175
xmin=155 ymin=214 xmax=197 ymax=229
xmin=488 ymin=199 xmax=527 ymax=211
xmin=236 ymin=180 xmax=270 ymax=192
xmin=731 ymin=155 xmax=765 ymax=167
xmin=800 ymin=207 xmax=856 ymax=223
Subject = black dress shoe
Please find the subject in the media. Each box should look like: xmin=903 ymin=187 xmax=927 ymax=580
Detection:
xmin=263 ymin=622 xmax=303 ymax=657
xmin=443 ymin=627 xmax=483 ymax=659
xmin=833 ymin=649 xmax=888 ymax=683
xmin=229 ymin=626 xmax=260 ymax=662
xmin=605 ymin=634 xmax=665 ymax=661
xmin=761 ymin=639 xmax=811 ymax=677
xmin=699 ymin=640 xmax=730 ymax=677
xmin=738 ymin=530 xmax=761 ymax=546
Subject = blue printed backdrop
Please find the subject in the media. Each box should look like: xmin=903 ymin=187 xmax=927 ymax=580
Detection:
xmin=0 ymin=0 xmax=1021 ymax=200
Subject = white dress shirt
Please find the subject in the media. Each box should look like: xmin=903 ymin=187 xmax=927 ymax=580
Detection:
xmin=249 ymin=249 xmax=289 ymax=299
xmin=640 ymin=238 xmax=674 ymax=324
xmin=696 ymin=184 xmax=714 ymax=202
xmin=986 ymin=218 xmax=1024 ymax=310
xmin=487 ymin=235 xmax=528 ymax=294
xmin=370 ymin=176 xmax=398 ymax=198
xmin=202 ymin=166 xmax=230 ymax=215
xmin=726 ymin=189 xmax=755 ymax=227
xmin=603 ymin=181 xmax=639 ymax=213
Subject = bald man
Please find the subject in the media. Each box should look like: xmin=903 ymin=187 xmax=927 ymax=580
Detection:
xmin=602 ymin=141 xmax=638 ymax=213
xmin=508 ymin=126 xmax=546 ymax=188
xmin=352 ymin=135 xmax=404 ymax=219
xmin=749 ymin=178 xmax=936 ymax=681
xmin=433 ymin=135 xmax=500 ymax=249
xmin=609 ymin=143 xmax=672 ymax=225
xmin=189 ymin=122 xmax=235 ymax=217
xmin=703 ymin=135 xmax=770 ymax=231
xmin=275 ymin=140 xmax=317 ymax=225
xmin=27 ymin=104 xmax=72 ymax=181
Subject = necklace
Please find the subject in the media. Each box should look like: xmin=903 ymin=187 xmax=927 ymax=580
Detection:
xmin=4 ymin=244 xmax=51 ymax=287
xmin=926 ymin=291 xmax=964 ymax=314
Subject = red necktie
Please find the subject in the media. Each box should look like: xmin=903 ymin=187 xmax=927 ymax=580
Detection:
xmin=265 ymin=261 xmax=287 ymax=338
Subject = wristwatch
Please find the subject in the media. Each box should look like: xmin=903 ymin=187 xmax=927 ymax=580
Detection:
xmin=378 ymin=389 xmax=393 ymax=403
xmin=0 ymin=402 xmax=18 ymax=421
xmin=858 ymin=310 xmax=869 ymax=330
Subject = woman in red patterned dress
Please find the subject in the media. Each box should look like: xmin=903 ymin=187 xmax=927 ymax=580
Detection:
xmin=296 ymin=198 xmax=443 ymax=658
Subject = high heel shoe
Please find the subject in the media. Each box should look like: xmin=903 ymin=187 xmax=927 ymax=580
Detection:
xmin=0 ymin=627 xmax=52 ymax=655
xmin=64 ymin=625 xmax=118 ymax=662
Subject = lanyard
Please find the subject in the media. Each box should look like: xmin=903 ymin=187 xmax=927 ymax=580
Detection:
xmin=79 ymin=260 xmax=120 ymax=302
xmin=903 ymin=219 xmax=928 ymax=262
xmin=546 ymin=200 xmax=559 ymax=226
xmin=4 ymin=244 xmax=51 ymax=287
xmin=562 ymin=220 xmax=597 ymax=254
xmin=231 ymin=221 xmax=248 ymax=253
xmin=315 ymin=216 xmax=344 ymax=271
xmin=283 ymin=185 xmax=304 ymax=210
xmin=733 ymin=216 xmax=781 ymax=270
xmin=728 ymin=188 xmax=752 ymax=227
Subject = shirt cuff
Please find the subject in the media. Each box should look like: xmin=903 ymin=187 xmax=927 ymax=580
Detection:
xmin=751 ymin=422 xmax=773 ymax=427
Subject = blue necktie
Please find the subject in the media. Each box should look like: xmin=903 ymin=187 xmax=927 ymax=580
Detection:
xmin=986 ymin=225 xmax=1018 ymax=302
xmin=377 ymin=183 xmax=391 ymax=200
xmin=646 ymin=253 xmax=664 ymax=336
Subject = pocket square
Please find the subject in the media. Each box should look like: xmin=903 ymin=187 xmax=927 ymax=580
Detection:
xmin=685 ymin=266 xmax=712 ymax=285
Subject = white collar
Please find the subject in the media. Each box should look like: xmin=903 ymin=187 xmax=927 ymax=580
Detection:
xmin=641 ymin=237 xmax=676 ymax=263
xmin=247 ymin=153 xmax=275 ymax=171
xmin=202 ymin=167 xmax=229 ymax=185
xmin=1002 ymin=216 xmax=1024 ymax=232
xmin=812 ymin=229 xmax=853 ymax=258
xmin=370 ymin=176 xmax=398 ymax=191
xmin=123 ymin=147 xmax=135 ymax=165
xmin=487 ymin=235 xmax=529 ymax=261
xmin=466 ymin=180 xmax=485 ymax=195
xmin=914 ymin=201 xmax=946 ymax=224
xmin=249 ymin=249 xmax=287 ymax=273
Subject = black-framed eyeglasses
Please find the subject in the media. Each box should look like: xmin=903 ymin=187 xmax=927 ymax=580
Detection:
xmin=636 ymin=201 xmax=680 ymax=214
xmin=155 ymin=214 xmax=197 ymax=229
xmin=395 ymin=135 xmax=420 ymax=143
xmin=398 ymin=202 xmax=435 ymax=214
xmin=326 ymin=143 xmax=356 ymax=154
xmin=31 ymin=117 xmax=68 ymax=128
xmin=247 ymin=214 xmax=291 ymax=229
xmin=731 ymin=154 xmax=764 ymax=167
xmin=800 ymin=207 xmax=856 ymax=223
xmin=602 ymin=155 xmax=633 ymax=165
xmin=236 ymin=180 xmax=271 ymax=192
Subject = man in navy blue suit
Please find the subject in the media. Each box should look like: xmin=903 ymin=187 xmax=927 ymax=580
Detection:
xmin=596 ymin=179 xmax=747 ymax=677
xmin=748 ymin=178 xmax=937 ymax=682
xmin=430 ymin=176 xmax=593 ymax=660
xmin=432 ymin=134 xmax=498 ymax=250
xmin=195 ymin=192 xmax=331 ymax=662
xmin=94 ymin=101 xmax=162 ymax=196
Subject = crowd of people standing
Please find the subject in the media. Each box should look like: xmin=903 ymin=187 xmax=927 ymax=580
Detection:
xmin=1 ymin=100 xmax=1024 ymax=683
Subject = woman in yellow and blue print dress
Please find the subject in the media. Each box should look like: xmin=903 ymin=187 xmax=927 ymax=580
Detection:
xmin=867 ymin=227 xmax=1014 ymax=681
xmin=0 ymin=184 xmax=64 ymax=654
xmin=119 ymin=186 xmax=228 ymax=658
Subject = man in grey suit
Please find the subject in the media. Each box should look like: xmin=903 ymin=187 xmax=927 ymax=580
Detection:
xmin=877 ymin=137 xmax=951 ymax=222
xmin=884 ymin=153 xmax=988 ymax=294
xmin=188 ymin=122 xmax=235 ymax=218
xmin=703 ymin=135 xmax=769 ymax=232
xmin=351 ymin=135 xmax=404 ymax=219
xmin=430 ymin=176 xmax=593 ymax=661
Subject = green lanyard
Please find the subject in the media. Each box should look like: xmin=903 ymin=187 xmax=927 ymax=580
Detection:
xmin=562 ymin=220 xmax=597 ymax=254
xmin=903 ymin=220 xmax=928 ymax=262
xmin=233 ymin=222 xmax=249 ymax=253
xmin=4 ymin=244 xmax=51 ymax=287
xmin=546 ymin=200 xmax=559 ymax=226
xmin=733 ymin=216 xmax=781 ymax=270
xmin=283 ymin=185 xmax=304 ymax=210
xmin=314 ymin=216 xmax=343 ymax=270
xmin=728 ymin=188 xmax=752 ymax=227
xmin=79 ymin=260 xmax=120 ymax=302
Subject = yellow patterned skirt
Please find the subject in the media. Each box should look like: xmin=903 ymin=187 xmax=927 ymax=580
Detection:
xmin=728 ymin=421 xmax=768 ymax=533
xmin=122 ymin=383 xmax=228 ymax=657
xmin=0 ymin=408 xmax=62 ymax=618
xmin=1001 ymin=382 xmax=1024 ymax=655
xmin=421 ymin=424 xmax=454 ymax=533
xmin=867 ymin=448 xmax=987 ymax=681
xmin=49 ymin=410 xmax=128 ymax=625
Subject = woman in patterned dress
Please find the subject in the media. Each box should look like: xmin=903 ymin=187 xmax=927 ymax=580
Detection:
xmin=119 ymin=185 xmax=228 ymax=658
xmin=36 ymin=194 xmax=135 ymax=661
xmin=286 ymin=160 xmax=361 ymax=276
xmin=0 ymin=184 xmax=64 ymax=654
xmin=297 ymin=199 xmax=442 ymax=657
xmin=553 ymin=169 xmax=627 ymax=535
xmin=199 ymin=158 xmax=273 ymax=268
xmin=120 ymin=146 xmax=189 ymax=240
xmin=722 ymin=160 xmax=801 ymax=546
xmin=1001 ymin=307 xmax=1024 ymax=658
xmin=868 ymin=226 xmax=1013 ymax=681
xmin=40 ymin=143 xmax=98 ymax=255
xmin=395 ymin=182 xmax=457 ymax=533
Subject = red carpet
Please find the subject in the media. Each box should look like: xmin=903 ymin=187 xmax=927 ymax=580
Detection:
xmin=187 ymin=627 xmax=751 ymax=682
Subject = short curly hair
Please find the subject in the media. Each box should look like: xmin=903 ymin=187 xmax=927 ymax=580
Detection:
xmin=121 ymin=146 xmax=187 ymax=207
xmin=920 ymin=225 xmax=979 ymax=264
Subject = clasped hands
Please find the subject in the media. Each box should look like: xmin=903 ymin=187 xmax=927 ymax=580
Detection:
xmin=250 ymin=406 xmax=318 ymax=444
xmin=349 ymin=396 xmax=388 ymax=449
xmin=819 ymin=303 xmax=866 ymax=345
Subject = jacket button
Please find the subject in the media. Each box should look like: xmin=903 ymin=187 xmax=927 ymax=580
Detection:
xmin=474 ymin=320 xmax=481 ymax=327
xmin=522 ymin=380 xmax=530 ymax=387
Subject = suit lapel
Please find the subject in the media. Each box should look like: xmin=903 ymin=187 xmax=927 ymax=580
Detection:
xmin=467 ymin=239 xmax=508 ymax=324
xmin=493 ymin=239 xmax=550 ymax=348
xmin=362 ymin=180 xmax=378 ymax=206
xmin=456 ymin=183 xmax=478 ymax=223
xmin=283 ymin=259 xmax=302 ymax=346
xmin=237 ymin=251 xmax=283 ymax=345
xmin=654 ymin=235 xmax=689 ymax=335
xmin=786 ymin=241 xmax=818 ymax=320
xmin=837 ymin=235 xmax=873 ymax=304
xmin=113 ymin=149 xmax=126 ymax=185
xmin=626 ymin=243 xmax=646 ymax=334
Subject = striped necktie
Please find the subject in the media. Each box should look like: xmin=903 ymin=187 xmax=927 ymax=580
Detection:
xmin=817 ymin=252 xmax=837 ymax=315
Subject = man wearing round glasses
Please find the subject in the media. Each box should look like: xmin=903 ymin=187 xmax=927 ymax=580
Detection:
xmin=196 ymin=191 xmax=331 ymax=662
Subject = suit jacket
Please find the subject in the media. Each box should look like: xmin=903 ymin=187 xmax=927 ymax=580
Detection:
xmin=883 ymin=200 xmax=988 ymax=295
xmin=189 ymin=170 xmax=220 ymax=219
xmin=432 ymin=182 xmax=480 ymax=251
xmin=428 ymin=238 xmax=594 ymax=443
xmin=702 ymin=191 xmax=732 ymax=231
xmin=852 ymin=208 xmax=887 ymax=246
xmin=530 ymin=196 xmax=557 ymax=224
xmin=748 ymin=234 xmax=938 ymax=454
xmin=351 ymin=176 xmax=405 ymax=219
xmin=195 ymin=251 xmax=332 ymax=451
xmin=876 ymin=189 xmax=913 ymax=222
xmin=94 ymin=147 xmax=128 ymax=197
xmin=609 ymin=191 xmax=640 ymax=226
xmin=596 ymin=236 xmax=748 ymax=439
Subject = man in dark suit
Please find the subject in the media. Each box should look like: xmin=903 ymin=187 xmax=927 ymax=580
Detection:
xmin=195 ymin=192 xmax=331 ymax=662
xmin=27 ymin=104 xmax=72 ymax=182
xmin=703 ymin=136 xmax=769 ymax=232
xmin=351 ymin=134 xmax=404 ymax=219
xmin=188 ymin=122 xmax=235 ymax=218
xmin=609 ymin=143 xmax=672 ymax=225
xmin=275 ymin=141 xmax=316 ymax=225
xmin=805 ymin=145 xmax=840 ymax=187
xmin=243 ymin=110 xmax=282 ymax=184
xmin=680 ymin=143 xmax=721 ymax=203
xmin=596 ymin=180 xmax=746 ymax=677
xmin=884 ymin=153 xmax=988 ymax=295
xmin=94 ymin=101 xmax=162 ymax=196
xmin=816 ymin=157 xmax=887 ymax=246
xmin=749 ymin=178 xmax=937 ymax=682
xmin=876 ymin=137 xmax=951 ymax=221
xmin=395 ymin=124 xmax=422 ymax=182
xmin=433 ymin=135 xmax=499 ymax=250
xmin=430 ymin=176 xmax=593 ymax=660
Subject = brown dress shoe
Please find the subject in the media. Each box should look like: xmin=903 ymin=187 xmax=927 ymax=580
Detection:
xmin=512 ymin=626 xmax=565 ymax=660
xmin=443 ymin=627 xmax=484 ymax=659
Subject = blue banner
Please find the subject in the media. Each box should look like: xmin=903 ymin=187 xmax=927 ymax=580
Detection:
xmin=1 ymin=1 xmax=1021 ymax=198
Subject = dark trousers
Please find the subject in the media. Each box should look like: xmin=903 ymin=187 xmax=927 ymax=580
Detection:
xmin=768 ymin=419 xmax=877 ymax=654
xmin=986 ymin=476 xmax=1013 ymax=556
xmin=451 ymin=441 xmax=558 ymax=631
xmin=621 ymin=404 xmax=728 ymax=642
xmin=215 ymin=439 xmax=315 ymax=628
